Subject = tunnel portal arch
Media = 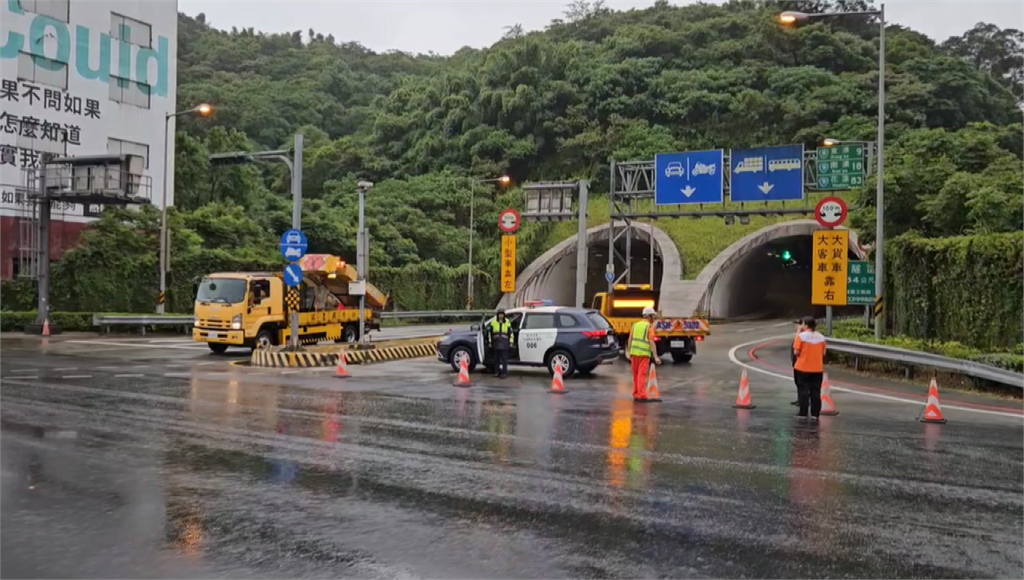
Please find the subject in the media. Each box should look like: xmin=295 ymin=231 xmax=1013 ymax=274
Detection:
xmin=690 ymin=219 xmax=869 ymax=319
xmin=498 ymin=222 xmax=684 ymax=312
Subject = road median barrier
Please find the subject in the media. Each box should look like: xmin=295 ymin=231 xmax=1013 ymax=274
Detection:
xmin=250 ymin=336 xmax=443 ymax=368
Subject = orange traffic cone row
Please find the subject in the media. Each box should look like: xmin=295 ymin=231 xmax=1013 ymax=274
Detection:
xmin=42 ymin=318 xmax=50 ymax=337
xmin=334 ymin=351 xmax=350 ymax=379
xmin=550 ymin=362 xmax=568 ymax=394
xmin=454 ymin=356 xmax=472 ymax=388
xmin=919 ymin=378 xmax=947 ymax=424
xmin=645 ymin=364 xmax=663 ymax=403
xmin=732 ymin=369 xmax=756 ymax=409
xmin=820 ymin=373 xmax=839 ymax=416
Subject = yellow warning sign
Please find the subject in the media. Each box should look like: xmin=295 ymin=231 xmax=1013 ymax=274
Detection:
xmin=811 ymin=230 xmax=849 ymax=306
xmin=501 ymin=235 xmax=517 ymax=293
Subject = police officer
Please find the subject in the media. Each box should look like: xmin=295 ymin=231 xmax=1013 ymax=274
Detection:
xmin=487 ymin=308 xmax=514 ymax=378
xmin=627 ymin=306 xmax=662 ymax=401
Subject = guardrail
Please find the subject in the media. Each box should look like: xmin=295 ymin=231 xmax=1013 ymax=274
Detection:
xmin=381 ymin=310 xmax=489 ymax=320
xmin=93 ymin=315 xmax=193 ymax=335
xmin=827 ymin=337 xmax=1023 ymax=389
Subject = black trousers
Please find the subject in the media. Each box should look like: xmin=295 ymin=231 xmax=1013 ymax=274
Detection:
xmin=494 ymin=349 xmax=509 ymax=377
xmin=794 ymin=370 xmax=823 ymax=417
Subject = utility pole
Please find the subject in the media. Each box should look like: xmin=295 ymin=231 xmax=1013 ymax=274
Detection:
xmin=873 ymin=3 xmax=887 ymax=340
xmin=357 ymin=180 xmax=373 ymax=344
xmin=575 ymin=180 xmax=589 ymax=308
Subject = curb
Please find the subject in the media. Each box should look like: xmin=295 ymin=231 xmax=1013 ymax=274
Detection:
xmin=250 ymin=341 xmax=440 ymax=368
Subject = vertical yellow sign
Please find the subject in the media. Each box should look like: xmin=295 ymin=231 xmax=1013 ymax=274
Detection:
xmin=811 ymin=230 xmax=849 ymax=306
xmin=501 ymin=235 xmax=517 ymax=293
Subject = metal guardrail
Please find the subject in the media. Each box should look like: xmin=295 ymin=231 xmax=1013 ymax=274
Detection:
xmin=381 ymin=310 xmax=489 ymax=319
xmin=93 ymin=315 xmax=193 ymax=336
xmin=827 ymin=337 xmax=1023 ymax=388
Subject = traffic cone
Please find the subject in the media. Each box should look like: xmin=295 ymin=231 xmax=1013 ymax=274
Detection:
xmin=732 ymin=369 xmax=756 ymax=409
xmin=919 ymin=378 xmax=947 ymax=424
xmin=819 ymin=373 xmax=839 ymax=416
xmin=454 ymin=356 xmax=472 ymax=388
xmin=645 ymin=364 xmax=663 ymax=403
xmin=334 ymin=351 xmax=350 ymax=379
xmin=550 ymin=362 xmax=568 ymax=394
xmin=42 ymin=319 xmax=50 ymax=337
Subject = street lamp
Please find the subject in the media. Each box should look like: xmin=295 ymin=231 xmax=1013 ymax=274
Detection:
xmin=356 ymin=180 xmax=373 ymax=343
xmin=467 ymin=175 xmax=512 ymax=309
xmin=782 ymin=4 xmax=886 ymax=339
xmin=158 ymin=103 xmax=213 ymax=314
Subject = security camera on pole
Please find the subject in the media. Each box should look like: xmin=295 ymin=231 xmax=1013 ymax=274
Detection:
xmin=356 ymin=181 xmax=374 ymax=346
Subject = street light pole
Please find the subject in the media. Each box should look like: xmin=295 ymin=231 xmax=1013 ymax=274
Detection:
xmin=873 ymin=3 xmax=886 ymax=340
xmin=466 ymin=176 xmax=511 ymax=309
xmin=780 ymin=6 xmax=885 ymax=338
xmin=357 ymin=181 xmax=373 ymax=344
xmin=158 ymin=103 xmax=212 ymax=314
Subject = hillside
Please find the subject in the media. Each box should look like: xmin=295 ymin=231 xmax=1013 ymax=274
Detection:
xmin=4 ymin=0 xmax=1020 ymax=314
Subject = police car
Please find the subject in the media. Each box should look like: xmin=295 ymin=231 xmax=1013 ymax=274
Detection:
xmin=436 ymin=301 xmax=620 ymax=377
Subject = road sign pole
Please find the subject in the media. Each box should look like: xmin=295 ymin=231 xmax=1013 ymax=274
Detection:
xmin=357 ymin=183 xmax=369 ymax=345
xmin=575 ymin=180 xmax=589 ymax=308
xmin=874 ymin=2 xmax=886 ymax=340
xmin=826 ymin=306 xmax=833 ymax=335
xmin=287 ymin=135 xmax=304 ymax=350
xmin=607 ymin=160 xmax=615 ymax=295
xmin=467 ymin=186 xmax=474 ymax=309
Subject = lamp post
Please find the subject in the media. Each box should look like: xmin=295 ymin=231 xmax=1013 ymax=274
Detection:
xmin=781 ymin=5 xmax=886 ymax=339
xmin=356 ymin=180 xmax=374 ymax=343
xmin=158 ymin=103 xmax=213 ymax=314
xmin=467 ymin=175 xmax=511 ymax=309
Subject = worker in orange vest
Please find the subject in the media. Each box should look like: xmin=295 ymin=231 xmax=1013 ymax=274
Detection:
xmin=793 ymin=315 xmax=827 ymax=420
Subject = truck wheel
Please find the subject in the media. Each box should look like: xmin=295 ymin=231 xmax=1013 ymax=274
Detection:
xmin=671 ymin=350 xmax=692 ymax=364
xmin=547 ymin=349 xmax=576 ymax=377
xmin=255 ymin=330 xmax=275 ymax=351
xmin=208 ymin=343 xmax=229 ymax=354
xmin=342 ymin=324 xmax=359 ymax=343
xmin=449 ymin=346 xmax=477 ymax=373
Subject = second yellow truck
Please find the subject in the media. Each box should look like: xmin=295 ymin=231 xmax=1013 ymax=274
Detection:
xmin=590 ymin=283 xmax=710 ymax=362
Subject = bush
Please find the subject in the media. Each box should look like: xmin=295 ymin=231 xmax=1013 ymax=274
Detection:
xmin=831 ymin=318 xmax=1023 ymax=372
xmin=0 ymin=311 xmax=94 ymax=332
xmin=886 ymin=232 xmax=1023 ymax=350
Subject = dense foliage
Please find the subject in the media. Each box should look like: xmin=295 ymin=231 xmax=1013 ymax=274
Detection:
xmin=3 ymin=0 xmax=1022 ymax=319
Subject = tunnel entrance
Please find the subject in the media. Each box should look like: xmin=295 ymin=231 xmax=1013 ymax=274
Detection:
xmin=707 ymin=234 xmax=864 ymax=320
xmin=513 ymin=228 xmax=664 ymax=308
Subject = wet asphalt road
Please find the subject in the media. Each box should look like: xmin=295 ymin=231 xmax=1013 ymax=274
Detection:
xmin=2 ymin=323 xmax=1022 ymax=579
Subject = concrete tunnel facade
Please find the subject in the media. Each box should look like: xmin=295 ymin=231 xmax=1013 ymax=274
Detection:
xmin=499 ymin=219 xmax=867 ymax=319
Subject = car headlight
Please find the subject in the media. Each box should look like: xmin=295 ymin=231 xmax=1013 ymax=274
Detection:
xmin=231 ymin=314 xmax=242 ymax=330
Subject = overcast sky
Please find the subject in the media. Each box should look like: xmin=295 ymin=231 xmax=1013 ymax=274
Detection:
xmin=178 ymin=0 xmax=1024 ymax=55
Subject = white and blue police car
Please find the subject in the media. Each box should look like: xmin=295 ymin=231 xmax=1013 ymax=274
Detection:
xmin=436 ymin=301 xmax=620 ymax=377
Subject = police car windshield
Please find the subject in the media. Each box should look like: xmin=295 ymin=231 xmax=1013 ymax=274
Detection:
xmin=196 ymin=278 xmax=247 ymax=304
xmin=586 ymin=312 xmax=613 ymax=330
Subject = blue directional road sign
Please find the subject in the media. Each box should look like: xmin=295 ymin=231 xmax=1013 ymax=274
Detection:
xmin=730 ymin=144 xmax=805 ymax=202
xmin=655 ymin=150 xmax=724 ymax=205
xmin=280 ymin=229 xmax=308 ymax=262
xmin=284 ymin=264 xmax=304 ymax=287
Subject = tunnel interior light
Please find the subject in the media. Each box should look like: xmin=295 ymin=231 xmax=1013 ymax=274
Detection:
xmin=613 ymin=299 xmax=656 ymax=309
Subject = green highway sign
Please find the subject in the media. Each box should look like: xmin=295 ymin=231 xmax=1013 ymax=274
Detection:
xmin=816 ymin=144 xmax=865 ymax=191
xmin=847 ymin=260 xmax=875 ymax=305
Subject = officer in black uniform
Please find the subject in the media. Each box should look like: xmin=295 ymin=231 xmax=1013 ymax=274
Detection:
xmin=486 ymin=308 xmax=514 ymax=378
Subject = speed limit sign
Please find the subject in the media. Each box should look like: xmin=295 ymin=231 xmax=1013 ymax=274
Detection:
xmin=815 ymin=196 xmax=848 ymax=229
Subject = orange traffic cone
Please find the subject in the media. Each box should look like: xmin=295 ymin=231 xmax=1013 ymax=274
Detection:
xmin=42 ymin=318 xmax=50 ymax=337
xmin=732 ymin=369 xmax=756 ymax=409
xmin=454 ymin=356 xmax=472 ymax=388
xmin=919 ymin=378 xmax=947 ymax=424
xmin=820 ymin=373 xmax=839 ymax=416
xmin=550 ymin=362 xmax=568 ymax=394
xmin=645 ymin=364 xmax=663 ymax=403
xmin=334 ymin=351 xmax=350 ymax=379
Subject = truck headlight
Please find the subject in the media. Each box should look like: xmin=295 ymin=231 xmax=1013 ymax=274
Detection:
xmin=232 ymin=314 xmax=242 ymax=330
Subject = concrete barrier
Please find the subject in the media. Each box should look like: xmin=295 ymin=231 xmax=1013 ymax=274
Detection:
xmin=250 ymin=338 xmax=441 ymax=368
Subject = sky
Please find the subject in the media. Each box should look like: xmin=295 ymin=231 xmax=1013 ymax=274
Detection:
xmin=178 ymin=0 xmax=1024 ymax=56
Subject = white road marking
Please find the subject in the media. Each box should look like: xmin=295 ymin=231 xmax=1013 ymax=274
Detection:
xmin=53 ymin=367 xmax=78 ymax=371
xmin=196 ymin=361 xmax=220 ymax=366
xmin=114 ymin=374 xmax=144 ymax=378
xmin=728 ymin=336 xmax=1023 ymax=419
xmin=60 ymin=375 xmax=92 ymax=379
xmin=63 ymin=339 xmax=209 ymax=351
xmin=12 ymin=375 xmax=38 ymax=379
xmin=9 ymin=369 xmax=39 ymax=374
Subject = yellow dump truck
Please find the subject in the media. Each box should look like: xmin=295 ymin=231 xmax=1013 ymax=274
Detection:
xmin=590 ymin=283 xmax=711 ymax=363
xmin=192 ymin=254 xmax=388 ymax=353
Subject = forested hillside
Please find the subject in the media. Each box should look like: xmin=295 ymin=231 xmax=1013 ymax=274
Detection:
xmin=4 ymin=0 xmax=1022 ymax=315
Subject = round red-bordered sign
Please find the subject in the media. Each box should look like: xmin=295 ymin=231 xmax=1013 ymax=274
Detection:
xmin=498 ymin=209 xmax=521 ymax=234
xmin=815 ymin=196 xmax=848 ymax=229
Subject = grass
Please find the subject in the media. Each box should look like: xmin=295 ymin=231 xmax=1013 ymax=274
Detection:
xmin=532 ymin=191 xmax=853 ymax=279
